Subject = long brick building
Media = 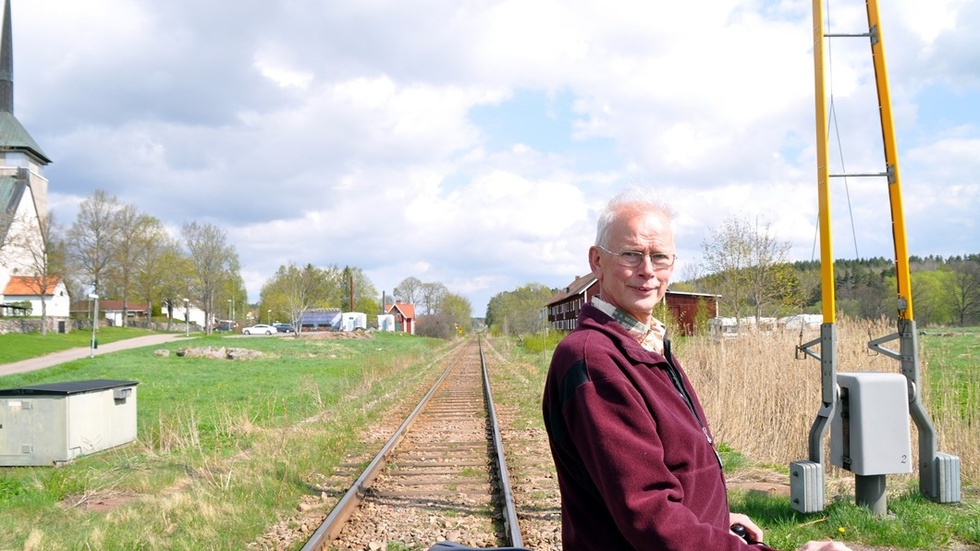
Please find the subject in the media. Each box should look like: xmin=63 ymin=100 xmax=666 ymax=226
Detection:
xmin=546 ymin=275 xmax=719 ymax=336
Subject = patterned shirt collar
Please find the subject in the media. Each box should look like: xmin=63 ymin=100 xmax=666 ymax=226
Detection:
xmin=592 ymin=296 xmax=667 ymax=354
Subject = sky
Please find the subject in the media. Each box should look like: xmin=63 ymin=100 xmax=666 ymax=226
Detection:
xmin=10 ymin=0 xmax=980 ymax=316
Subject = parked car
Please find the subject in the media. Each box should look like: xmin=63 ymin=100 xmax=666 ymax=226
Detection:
xmin=242 ymin=324 xmax=278 ymax=335
xmin=273 ymin=323 xmax=295 ymax=333
xmin=212 ymin=322 xmax=236 ymax=332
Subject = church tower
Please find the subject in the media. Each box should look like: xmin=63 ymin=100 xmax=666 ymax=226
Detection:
xmin=0 ymin=0 xmax=51 ymax=219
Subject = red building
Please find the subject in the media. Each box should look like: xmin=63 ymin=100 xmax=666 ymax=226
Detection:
xmin=546 ymin=275 xmax=718 ymax=336
xmin=386 ymin=301 xmax=415 ymax=335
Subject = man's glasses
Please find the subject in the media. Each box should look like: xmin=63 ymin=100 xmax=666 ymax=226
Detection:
xmin=597 ymin=245 xmax=676 ymax=269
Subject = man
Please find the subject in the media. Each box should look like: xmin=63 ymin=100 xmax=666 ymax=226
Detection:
xmin=542 ymin=188 xmax=851 ymax=551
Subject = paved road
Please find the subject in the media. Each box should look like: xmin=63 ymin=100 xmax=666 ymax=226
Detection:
xmin=0 ymin=333 xmax=190 ymax=377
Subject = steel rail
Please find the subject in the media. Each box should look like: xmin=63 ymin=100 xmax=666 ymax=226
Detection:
xmin=300 ymin=351 xmax=461 ymax=551
xmin=480 ymin=336 xmax=524 ymax=549
xmin=301 ymin=338 xmax=522 ymax=550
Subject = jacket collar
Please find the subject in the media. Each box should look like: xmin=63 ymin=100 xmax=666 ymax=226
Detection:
xmin=591 ymin=296 xmax=666 ymax=354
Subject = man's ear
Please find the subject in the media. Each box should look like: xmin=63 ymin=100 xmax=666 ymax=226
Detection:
xmin=588 ymin=246 xmax=602 ymax=276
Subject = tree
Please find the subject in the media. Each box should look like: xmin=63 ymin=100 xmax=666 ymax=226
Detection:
xmin=106 ymin=205 xmax=160 ymax=325
xmin=909 ymin=270 xmax=951 ymax=326
xmin=439 ymin=292 xmax=472 ymax=335
xmin=415 ymin=290 xmax=471 ymax=340
xmin=947 ymin=261 xmax=980 ymax=326
xmin=129 ymin=225 xmax=188 ymax=329
xmin=416 ymin=313 xmax=457 ymax=339
xmin=394 ymin=276 xmax=422 ymax=305
xmin=261 ymin=263 xmax=332 ymax=333
xmin=699 ymin=216 xmax=792 ymax=321
xmin=419 ymin=281 xmax=448 ymax=315
xmin=0 ymin=209 xmax=14 ymax=255
xmin=182 ymin=222 xmax=238 ymax=335
xmin=66 ymin=189 xmax=122 ymax=296
xmin=338 ymin=266 xmax=379 ymax=315
xmin=154 ymin=243 xmax=195 ymax=330
xmin=220 ymin=258 xmax=247 ymax=327
xmin=10 ymin=211 xmax=63 ymax=335
xmin=485 ymin=283 xmax=555 ymax=336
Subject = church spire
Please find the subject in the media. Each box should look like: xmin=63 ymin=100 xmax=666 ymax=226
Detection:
xmin=0 ymin=0 xmax=13 ymax=114
xmin=0 ymin=0 xmax=51 ymax=166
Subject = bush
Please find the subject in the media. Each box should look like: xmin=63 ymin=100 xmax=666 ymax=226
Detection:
xmin=415 ymin=313 xmax=456 ymax=339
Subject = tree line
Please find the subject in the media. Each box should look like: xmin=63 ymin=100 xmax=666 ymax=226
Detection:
xmin=6 ymin=189 xmax=244 ymax=334
xmin=484 ymin=283 xmax=555 ymax=337
xmin=483 ymin=216 xmax=978 ymax=339
xmin=6 ymin=189 xmax=480 ymax=338
xmin=258 ymin=263 xmax=379 ymax=329
xmin=678 ymin=216 xmax=980 ymax=327
xmin=390 ymin=276 xmax=472 ymax=338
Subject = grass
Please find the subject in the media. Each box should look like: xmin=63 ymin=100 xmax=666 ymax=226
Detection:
xmin=0 ymin=326 xmax=158 ymax=363
xmin=919 ymin=326 xmax=979 ymax=456
xmin=682 ymin=318 xmax=979 ymax=548
xmin=0 ymin=331 xmax=449 ymax=550
xmin=500 ymin=318 xmax=979 ymax=550
xmin=1 ymin=324 xmax=975 ymax=550
xmin=728 ymin=484 xmax=980 ymax=549
xmin=676 ymin=319 xmax=980 ymax=485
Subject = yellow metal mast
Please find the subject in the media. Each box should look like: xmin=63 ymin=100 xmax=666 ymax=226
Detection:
xmin=813 ymin=0 xmax=835 ymax=325
xmin=863 ymin=0 xmax=959 ymax=506
xmin=865 ymin=0 xmax=912 ymax=320
xmin=790 ymin=0 xmax=838 ymax=514
xmin=791 ymin=0 xmax=960 ymax=513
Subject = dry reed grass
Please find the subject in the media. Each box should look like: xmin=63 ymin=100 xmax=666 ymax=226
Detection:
xmin=679 ymin=316 xmax=978 ymax=485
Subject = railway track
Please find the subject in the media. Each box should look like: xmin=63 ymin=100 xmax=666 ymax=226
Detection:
xmin=300 ymin=337 xmax=523 ymax=551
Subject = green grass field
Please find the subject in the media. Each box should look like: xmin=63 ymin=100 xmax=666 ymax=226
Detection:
xmin=0 ymin=331 xmax=449 ymax=550
xmin=920 ymin=326 xmax=979 ymax=421
xmin=0 ymin=326 xmax=158 ymax=364
xmin=0 ymin=328 xmax=976 ymax=550
xmin=507 ymin=327 xmax=980 ymax=550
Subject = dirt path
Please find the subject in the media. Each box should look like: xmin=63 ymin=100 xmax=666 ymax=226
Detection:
xmin=0 ymin=333 xmax=190 ymax=377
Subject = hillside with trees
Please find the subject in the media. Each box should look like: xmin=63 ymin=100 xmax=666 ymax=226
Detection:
xmin=679 ymin=215 xmax=979 ymax=327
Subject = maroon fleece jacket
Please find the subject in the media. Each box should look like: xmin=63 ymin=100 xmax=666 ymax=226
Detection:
xmin=542 ymin=304 xmax=777 ymax=551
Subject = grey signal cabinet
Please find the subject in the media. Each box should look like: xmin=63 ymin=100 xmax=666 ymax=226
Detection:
xmin=0 ymin=379 xmax=139 ymax=466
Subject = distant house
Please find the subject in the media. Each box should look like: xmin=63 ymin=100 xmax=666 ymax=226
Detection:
xmin=545 ymin=274 xmax=599 ymax=331
xmin=1 ymin=275 xmax=69 ymax=319
xmin=708 ymin=314 xmax=821 ymax=338
xmin=70 ymin=299 xmax=151 ymax=327
xmin=172 ymin=301 xmax=207 ymax=328
xmin=386 ymin=301 xmax=415 ymax=335
xmin=546 ymin=275 xmax=719 ymax=336
xmin=99 ymin=300 xmax=150 ymax=327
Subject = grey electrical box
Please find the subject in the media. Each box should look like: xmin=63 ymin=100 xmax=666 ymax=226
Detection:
xmin=830 ymin=373 xmax=912 ymax=476
xmin=0 ymin=379 xmax=139 ymax=466
xmin=789 ymin=460 xmax=825 ymax=513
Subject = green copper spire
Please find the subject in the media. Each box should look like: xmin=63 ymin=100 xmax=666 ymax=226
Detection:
xmin=1 ymin=0 xmax=13 ymax=113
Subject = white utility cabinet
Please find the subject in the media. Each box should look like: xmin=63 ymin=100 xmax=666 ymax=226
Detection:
xmin=0 ymin=379 xmax=139 ymax=466
xmin=830 ymin=372 xmax=912 ymax=476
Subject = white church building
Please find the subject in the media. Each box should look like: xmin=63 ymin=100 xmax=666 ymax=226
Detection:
xmin=0 ymin=0 xmax=69 ymax=329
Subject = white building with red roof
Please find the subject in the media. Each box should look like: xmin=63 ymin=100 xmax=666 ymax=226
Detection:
xmin=385 ymin=301 xmax=416 ymax=334
xmin=1 ymin=275 xmax=69 ymax=318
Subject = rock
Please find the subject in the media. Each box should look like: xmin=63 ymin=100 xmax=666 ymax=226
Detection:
xmin=226 ymin=348 xmax=264 ymax=360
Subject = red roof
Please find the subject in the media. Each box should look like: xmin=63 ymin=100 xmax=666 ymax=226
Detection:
xmin=387 ymin=301 xmax=415 ymax=319
xmin=3 ymin=275 xmax=62 ymax=296
xmin=546 ymin=273 xmax=596 ymax=306
xmin=98 ymin=300 xmax=149 ymax=312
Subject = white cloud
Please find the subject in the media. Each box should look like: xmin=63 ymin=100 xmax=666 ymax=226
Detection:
xmin=8 ymin=0 xmax=978 ymax=316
